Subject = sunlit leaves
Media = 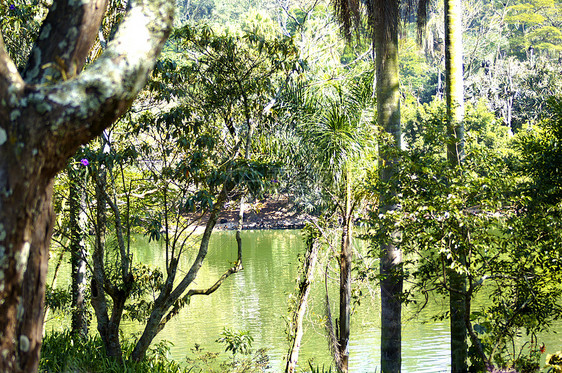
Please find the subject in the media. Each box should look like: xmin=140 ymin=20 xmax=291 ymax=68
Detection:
xmin=382 ymin=96 xmax=562 ymax=368
xmin=505 ymin=0 xmax=562 ymax=56
xmin=0 ymin=0 xmax=45 ymax=69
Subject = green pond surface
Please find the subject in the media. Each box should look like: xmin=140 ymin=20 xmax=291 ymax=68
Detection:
xmin=46 ymin=229 xmax=561 ymax=372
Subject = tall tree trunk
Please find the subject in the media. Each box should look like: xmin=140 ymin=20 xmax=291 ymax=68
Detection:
xmin=337 ymin=170 xmax=353 ymax=373
xmin=445 ymin=0 xmax=465 ymax=166
xmin=68 ymin=164 xmax=89 ymax=337
xmin=375 ymin=1 xmax=403 ymax=371
xmin=286 ymin=232 xmax=320 ymax=373
xmin=445 ymin=0 xmax=467 ymax=371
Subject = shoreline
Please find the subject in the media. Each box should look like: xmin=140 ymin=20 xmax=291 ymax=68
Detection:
xmin=188 ymin=194 xmax=311 ymax=233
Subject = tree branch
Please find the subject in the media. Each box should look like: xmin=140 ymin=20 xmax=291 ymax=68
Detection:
xmin=19 ymin=0 xmax=174 ymax=178
xmin=23 ymin=0 xmax=110 ymax=84
xmin=0 ymin=35 xmax=24 ymax=121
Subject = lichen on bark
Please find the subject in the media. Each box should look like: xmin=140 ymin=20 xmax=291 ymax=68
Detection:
xmin=0 ymin=0 xmax=174 ymax=371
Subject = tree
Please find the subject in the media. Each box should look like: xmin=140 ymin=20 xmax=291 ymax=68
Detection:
xmin=331 ymin=0 xmax=428 ymax=370
xmin=67 ymin=156 xmax=90 ymax=338
xmin=330 ymin=4 xmax=402 ymax=372
xmin=296 ymin=75 xmax=374 ymax=372
xmin=444 ymin=0 xmax=467 ymax=370
xmin=285 ymin=224 xmax=321 ymax=373
xmin=0 ymin=0 xmax=174 ymax=371
xmin=394 ymin=98 xmax=562 ymax=372
xmin=60 ymin=24 xmax=298 ymax=363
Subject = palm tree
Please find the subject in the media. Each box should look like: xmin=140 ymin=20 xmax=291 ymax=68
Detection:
xmin=333 ymin=1 xmax=468 ymax=371
xmin=445 ymin=0 xmax=467 ymax=371
xmin=298 ymin=76 xmax=375 ymax=372
xmin=331 ymin=1 xmax=427 ymax=371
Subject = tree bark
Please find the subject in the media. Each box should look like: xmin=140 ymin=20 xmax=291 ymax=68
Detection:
xmin=337 ymin=171 xmax=353 ymax=373
xmin=69 ymin=165 xmax=89 ymax=337
xmin=445 ymin=0 xmax=467 ymax=371
xmin=16 ymin=183 xmax=54 ymax=373
xmin=375 ymin=1 xmax=403 ymax=371
xmin=0 ymin=0 xmax=173 ymax=370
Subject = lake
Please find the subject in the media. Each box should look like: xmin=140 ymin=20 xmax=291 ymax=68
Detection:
xmin=45 ymin=229 xmax=560 ymax=372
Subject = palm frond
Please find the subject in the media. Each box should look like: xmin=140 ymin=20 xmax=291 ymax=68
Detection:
xmin=332 ymin=0 xmax=432 ymax=44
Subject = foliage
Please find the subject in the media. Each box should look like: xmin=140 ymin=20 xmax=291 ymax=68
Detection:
xmin=186 ymin=341 xmax=269 ymax=372
xmin=513 ymin=97 xmax=562 ymax=204
xmin=307 ymin=361 xmax=336 ymax=373
xmin=123 ymin=264 xmax=165 ymax=322
xmin=505 ymin=0 xmax=562 ymax=57
xmin=399 ymin=37 xmax=436 ymax=104
xmin=40 ymin=331 xmax=187 ymax=373
xmin=468 ymin=56 xmax=562 ymax=133
xmin=216 ymin=328 xmax=254 ymax=359
xmin=369 ymin=99 xmax=562 ymax=370
xmin=403 ymin=97 xmax=511 ymax=155
xmin=276 ymin=70 xmax=376 ymax=215
xmin=150 ymin=22 xmax=299 ymax=198
xmin=0 ymin=0 xmax=45 ymax=69
xmin=44 ymin=285 xmax=72 ymax=313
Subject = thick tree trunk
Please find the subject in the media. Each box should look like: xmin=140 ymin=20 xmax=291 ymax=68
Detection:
xmin=445 ymin=0 xmax=467 ymax=371
xmin=0 ymin=0 xmax=173 ymax=370
xmin=375 ymin=2 xmax=402 ymax=371
xmin=0 ymin=162 xmax=55 ymax=373
xmin=17 ymin=184 xmax=54 ymax=373
xmin=286 ymin=236 xmax=320 ymax=373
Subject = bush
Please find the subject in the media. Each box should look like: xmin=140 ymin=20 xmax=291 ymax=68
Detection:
xmin=40 ymin=331 xmax=186 ymax=373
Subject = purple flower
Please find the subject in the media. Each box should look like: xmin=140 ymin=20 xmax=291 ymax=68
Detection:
xmin=9 ymin=4 xmax=16 ymax=10
xmin=80 ymin=159 xmax=89 ymax=166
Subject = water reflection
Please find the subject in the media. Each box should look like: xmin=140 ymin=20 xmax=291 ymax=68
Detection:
xmin=46 ymin=230 xmax=561 ymax=372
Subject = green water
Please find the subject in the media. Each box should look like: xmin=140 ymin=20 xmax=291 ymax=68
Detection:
xmin=46 ymin=230 xmax=561 ymax=372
